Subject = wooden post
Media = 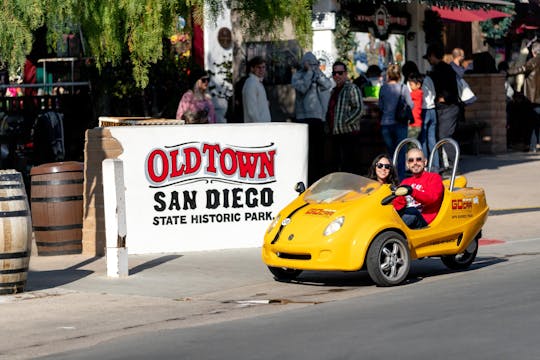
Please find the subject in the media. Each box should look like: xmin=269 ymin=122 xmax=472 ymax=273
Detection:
xmin=102 ymin=159 xmax=128 ymax=278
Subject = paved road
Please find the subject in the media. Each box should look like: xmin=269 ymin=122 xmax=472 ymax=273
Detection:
xmin=41 ymin=240 xmax=540 ymax=360
xmin=1 ymin=152 xmax=539 ymax=360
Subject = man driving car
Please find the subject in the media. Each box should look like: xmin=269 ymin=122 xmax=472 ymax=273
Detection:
xmin=393 ymin=148 xmax=444 ymax=228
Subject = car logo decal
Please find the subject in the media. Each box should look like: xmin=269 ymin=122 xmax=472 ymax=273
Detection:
xmin=288 ymin=234 xmax=294 ymax=241
xmin=281 ymin=218 xmax=291 ymax=226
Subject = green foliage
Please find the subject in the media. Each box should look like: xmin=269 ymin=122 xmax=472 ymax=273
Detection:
xmin=334 ymin=16 xmax=355 ymax=67
xmin=480 ymin=7 xmax=514 ymax=40
xmin=1 ymin=0 xmax=315 ymax=88
xmin=234 ymin=0 xmax=315 ymax=47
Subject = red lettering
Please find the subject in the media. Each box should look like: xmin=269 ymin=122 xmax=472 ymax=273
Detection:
xmin=183 ymin=147 xmax=201 ymax=175
xmin=147 ymin=150 xmax=169 ymax=183
xmin=170 ymin=149 xmax=185 ymax=177
xmin=237 ymin=152 xmax=258 ymax=178
xmin=203 ymin=143 xmax=221 ymax=173
xmin=220 ymin=148 xmax=237 ymax=175
xmin=258 ymin=150 xmax=275 ymax=179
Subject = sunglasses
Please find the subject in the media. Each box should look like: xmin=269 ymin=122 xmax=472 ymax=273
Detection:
xmin=376 ymin=163 xmax=392 ymax=170
xmin=332 ymin=70 xmax=345 ymax=76
xmin=200 ymin=77 xmax=210 ymax=83
xmin=407 ymin=157 xmax=424 ymax=163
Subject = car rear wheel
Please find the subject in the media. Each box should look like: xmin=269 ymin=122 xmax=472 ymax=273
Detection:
xmin=267 ymin=266 xmax=302 ymax=281
xmin=441 ymin=234 xmax=479 ymax=270
xmin=366 ymin=231 xmax=410 ymax=287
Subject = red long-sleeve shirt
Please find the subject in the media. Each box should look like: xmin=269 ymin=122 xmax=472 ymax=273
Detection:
xmin=393 ymin=171 xmax=444 ymax=224
xmin=410 ymin=88 xmax=423 ymax=127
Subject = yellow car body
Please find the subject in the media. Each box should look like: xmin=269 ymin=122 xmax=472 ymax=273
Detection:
xmin=262 ymin=172 xmax=489 ymax=285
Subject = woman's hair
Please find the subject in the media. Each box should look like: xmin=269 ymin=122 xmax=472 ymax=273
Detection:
xmin=386 ymin=64 xmax=401 ymax=82
xmin=190 ymin=70 xmax=210 ymax=100
xmin=367 ymin=154 xmax=399 ymax=186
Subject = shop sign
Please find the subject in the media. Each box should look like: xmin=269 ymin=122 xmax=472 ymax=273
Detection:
xmin=350 ymin=5 xmax=410 ymax=39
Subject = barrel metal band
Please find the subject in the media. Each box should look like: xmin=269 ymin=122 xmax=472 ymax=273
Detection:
xmin=36 ymin=240 xmax=82 ymax=247
xmin=31 ymin=195 xmax=83 ymax=203
xmin=33 ymin=223 xmax=82 ymax=231
xmin=0 ymin=184 xmax=22 ymax=189
xmin=31 ymin=178 xmax=84 ymax=186
xmin=0 ymin=195 xmax=27 ymax=201
xmin=38 ymin=249 xmax=82 ymax=255
xmin=0 ymin=280 xmax=26 ymax=287
xmin=0 ymin=267 xmax=28 ymax=275
xmin=0 ymin=251 xmax=29 ymax=259
xmin=0 ymin=210 xmax=29 ymax=218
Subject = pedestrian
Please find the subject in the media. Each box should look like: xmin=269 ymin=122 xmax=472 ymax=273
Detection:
xmin=242 ymin=56 xmax=271 ymax=123
xmin=367 ymin=154 xmax=399 ymax=186
xmin=507 ymin=41 xmax=540 ymax=153
xmin=450 ymin=48 xmax=466 ymax=79
xmin=326 ymin=61 xmax=363 ymax=174
xmin=424 ymin=43 xmax=460 ymax=172
xmin=175 ymin=69 xmax=216 ymax=124
xmin=378 ymin=63 xmax=412 ymax=179
xmin=418 ymin=73 xmax=440 ymax=170
xmin=407 ymin=72 xmax=423 ymax=140
xmin=291 ymin=51 xmax=333 ymax=184
xmin=451 ymin=47 xmax=467 ymax=124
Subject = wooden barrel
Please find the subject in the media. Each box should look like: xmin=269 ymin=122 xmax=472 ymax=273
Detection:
xmin=0 ymin=170 xmax=32 ymax=295
xmin=30 ymin=162 xmax=84 ymax=256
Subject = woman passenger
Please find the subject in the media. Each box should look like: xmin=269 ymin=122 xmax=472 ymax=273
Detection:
xmin=367 ymin=154 xmax=399 ymax=186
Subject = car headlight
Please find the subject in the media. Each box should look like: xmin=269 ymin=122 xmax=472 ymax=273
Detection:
xmin=323 ymin=216 xmax=344 ymax=236
xmin=267 ymin=214 xmax=281 ymax=233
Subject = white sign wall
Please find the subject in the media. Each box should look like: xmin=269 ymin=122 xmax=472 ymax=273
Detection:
xmin=107 ymin=123 xmax=308 ymax=254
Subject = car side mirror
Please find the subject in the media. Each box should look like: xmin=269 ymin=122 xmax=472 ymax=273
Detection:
xmin=295 ymin=182 xmax=306 ymax=194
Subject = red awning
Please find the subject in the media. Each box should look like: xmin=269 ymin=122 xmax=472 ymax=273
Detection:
xmin=432 ymin=6 xmax=512 ymax=22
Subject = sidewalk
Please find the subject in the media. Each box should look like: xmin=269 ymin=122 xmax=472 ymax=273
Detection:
xmin=1 ymin=151 xmax=540 ymax=360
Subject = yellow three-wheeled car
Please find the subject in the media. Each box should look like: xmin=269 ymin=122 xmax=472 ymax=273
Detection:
xmin=262 ymin=139 xmax=489 ymax=286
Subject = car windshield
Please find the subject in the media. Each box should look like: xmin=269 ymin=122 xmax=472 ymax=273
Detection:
xmin=303 ymin=172 xmax=382 ymax=204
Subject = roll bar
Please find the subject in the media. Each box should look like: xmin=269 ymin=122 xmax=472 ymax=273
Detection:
xmin=392 ymin=138 xmax=422 ymax=167
xmin=428 ymin=138 xmax=460 ymax=192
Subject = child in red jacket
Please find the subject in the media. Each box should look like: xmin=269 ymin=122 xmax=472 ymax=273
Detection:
xmin=407 ymin=73 xmax=423 ymax=139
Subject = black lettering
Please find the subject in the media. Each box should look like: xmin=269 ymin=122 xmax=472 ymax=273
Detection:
xmin=206 ymin=189 xmax=220 ymax=209
xmin=232 ymin=188 xmax=243 ymax=208
xmin=183 ymin=190 xmax=197 ymax=210
xmin=245 ymin=188 xmax=258 ymax=208
xmin=169 ymin=191 xmax=180 ymax=210
xmin=154 ymin=192 xmax=166 ymax=211
xmin=261 ymin=188 xmax=274 ymax=207
xmin=223 ymin=189 xmax=230 ymax=208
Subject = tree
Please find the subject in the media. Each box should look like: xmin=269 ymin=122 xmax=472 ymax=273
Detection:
xmin=1 ymin=0 xmax=315 ymax=89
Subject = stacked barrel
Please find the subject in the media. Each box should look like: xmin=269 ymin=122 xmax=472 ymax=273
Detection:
xmin=0 ymin=170 xmax=32 ymax=295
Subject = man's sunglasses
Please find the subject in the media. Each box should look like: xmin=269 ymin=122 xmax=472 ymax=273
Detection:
xmin=376 ymin=163 xmax=392 ymax=169
xmin=407 ymin=157 xmax=424 ymax=163
xmin=332 ymin=70 xmax=345 ymax=76
xmin=200 ymin=77 xmax=210 ymax=83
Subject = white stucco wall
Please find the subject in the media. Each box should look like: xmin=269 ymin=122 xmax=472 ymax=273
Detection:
xmin=204 ymin=1 xmax=233 ymax=123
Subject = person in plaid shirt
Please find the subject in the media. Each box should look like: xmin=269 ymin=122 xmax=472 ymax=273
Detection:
xmin=326 ymin=61 xmax=364 ymax=173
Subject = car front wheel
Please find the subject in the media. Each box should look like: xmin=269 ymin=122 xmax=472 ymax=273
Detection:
xmin=366 ymin=231 xmax=410 ymax=286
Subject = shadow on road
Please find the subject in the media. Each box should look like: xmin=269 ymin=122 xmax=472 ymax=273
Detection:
xmin=281 ymin=256 xmax=507 ymax=288
xmin=26 ymin=257 xmax=101 ymax=291
xmin=129 ymin=254 xmax=182 ymax=275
